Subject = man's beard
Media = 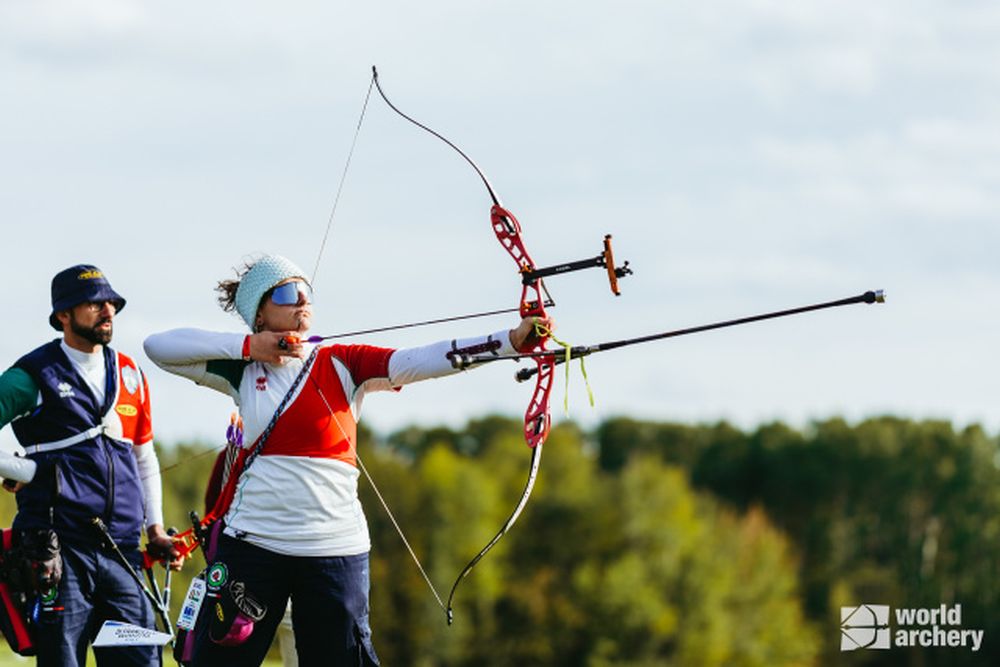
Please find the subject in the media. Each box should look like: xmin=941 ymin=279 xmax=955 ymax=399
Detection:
xmin=70 ymin=314 xmax=113 ymax=345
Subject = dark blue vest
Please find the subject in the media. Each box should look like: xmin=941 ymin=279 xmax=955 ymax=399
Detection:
xmin=11 ymin=340 xmax=146 ymax=548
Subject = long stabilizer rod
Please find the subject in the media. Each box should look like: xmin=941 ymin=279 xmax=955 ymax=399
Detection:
xmin=449 ymin=289 xmax=886 ymax=381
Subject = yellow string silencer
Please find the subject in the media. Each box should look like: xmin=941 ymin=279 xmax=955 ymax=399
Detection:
xmin=532 ymin=318 xmax=595 ymax=415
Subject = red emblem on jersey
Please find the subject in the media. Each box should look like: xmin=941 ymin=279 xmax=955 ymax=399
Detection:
xmin=255 ymin=376 xmax=267 ymax=391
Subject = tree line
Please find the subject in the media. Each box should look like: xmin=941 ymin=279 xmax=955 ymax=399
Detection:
xmin=2 ymin=415 xmax=996 ymax=665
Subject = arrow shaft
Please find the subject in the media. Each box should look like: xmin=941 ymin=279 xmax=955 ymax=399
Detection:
xmin=311 ymin=299 xmax=556 ymax=342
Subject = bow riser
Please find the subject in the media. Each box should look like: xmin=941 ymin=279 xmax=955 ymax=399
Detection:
xmin=491 ymin=206 xmax=533 ymax=272
xmin=523 ymin=358 xmax=554 ymax=447
xmin=491 ymin=204 xmax=554 ymax=449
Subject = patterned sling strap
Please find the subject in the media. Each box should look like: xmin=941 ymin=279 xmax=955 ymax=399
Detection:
xmin=241 ymin=345 xmax=320 ymax=472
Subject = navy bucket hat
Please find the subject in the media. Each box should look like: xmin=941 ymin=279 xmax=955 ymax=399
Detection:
xmin=49 ymin=264 xmax=126 ymax=331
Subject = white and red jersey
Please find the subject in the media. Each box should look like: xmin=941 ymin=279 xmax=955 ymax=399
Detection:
xmin=144 ymin=328 xmax=515 ymax=556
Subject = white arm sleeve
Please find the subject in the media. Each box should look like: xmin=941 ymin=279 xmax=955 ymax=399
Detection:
xmin=144 ymin=328 xmax=246 ymax=399
xmin=0 ymin=450 xmax=36 ymax=483
xmin=133 ymin=443 xmax=164 ymax=528
xmin=387 ymin=328 xmax=516 ymax=387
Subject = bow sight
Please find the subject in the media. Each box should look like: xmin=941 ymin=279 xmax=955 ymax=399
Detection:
xmin=520 ymin=234 xmax=632 ymax=295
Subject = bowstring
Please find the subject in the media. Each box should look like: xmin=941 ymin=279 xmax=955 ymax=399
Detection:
xmin=149 ymin=442 xmax=227 ymax=480
xmin=146 ymin=76 xmax=377 ymax=483
xmin=145 ymin=370 xmax=449 ymax=615
xmin=148 ymin=71 xmax=444 ymax=611
xmin=307 ymin=373 xmax=448 ymax=613
xmin=305 ymin=70 xmax=445 ymax=608
xmin=150 ymin=373 xmax=447 ymax=608
xmin=311 ymin=74 xmax=376 ymax=286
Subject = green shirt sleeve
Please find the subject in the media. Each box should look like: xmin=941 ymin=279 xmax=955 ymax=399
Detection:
xmin=0 ymin=367 xmax=40 ymax=429
xmin=205 ymin=359 xmax=249 ymax=394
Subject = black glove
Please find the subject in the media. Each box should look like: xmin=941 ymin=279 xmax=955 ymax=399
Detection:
xmin=19 ymin=529 xmax=62 ymax=592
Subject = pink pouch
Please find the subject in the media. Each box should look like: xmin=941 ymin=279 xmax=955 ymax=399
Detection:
xmin=208 ymin=579 xmax=267 ymax=647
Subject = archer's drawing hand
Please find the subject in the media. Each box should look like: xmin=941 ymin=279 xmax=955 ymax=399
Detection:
xmin=248 ymin=331 xmax=307 ymax=364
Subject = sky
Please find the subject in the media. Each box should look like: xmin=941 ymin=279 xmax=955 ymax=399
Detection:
xmin=2 ymin=0 xmax=998 ymax=451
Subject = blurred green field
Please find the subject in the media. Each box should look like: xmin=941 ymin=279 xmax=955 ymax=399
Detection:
xmin=0 ymin=652 xmax=29 ymax=666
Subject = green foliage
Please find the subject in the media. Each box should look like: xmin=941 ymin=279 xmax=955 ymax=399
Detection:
xmin=7 ymin=415 xmax=994 ymax=665
xmin=597 ymin=416 xmax=1000 ymax=666
xmin=365 ymin=419 xmax=818 ymax=666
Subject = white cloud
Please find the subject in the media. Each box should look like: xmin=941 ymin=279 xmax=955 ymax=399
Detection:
xmin=2 ymin=0 xmax=147 ymax=36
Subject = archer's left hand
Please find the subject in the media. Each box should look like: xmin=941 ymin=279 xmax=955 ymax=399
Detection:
xmin=146 ymin=524 xmax=185 ymax=571
xmin=510 ymin=316 xmax=555 ymax=353
xmin=2 ymin=479 xmax=25 ymax=493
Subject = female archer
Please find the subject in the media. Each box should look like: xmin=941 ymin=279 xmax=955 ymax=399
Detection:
xmin=143 ymin=254 xmax=547 ymax=667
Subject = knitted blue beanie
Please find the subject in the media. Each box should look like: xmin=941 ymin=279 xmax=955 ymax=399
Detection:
xmin=234 ymin=255 xmax=309 ymax=329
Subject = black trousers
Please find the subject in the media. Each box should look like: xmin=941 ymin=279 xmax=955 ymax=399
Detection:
xmin=190 ymin=533 xmax=379 ymax=667
xmin=35 ymin=541 xmax=159 ymax=667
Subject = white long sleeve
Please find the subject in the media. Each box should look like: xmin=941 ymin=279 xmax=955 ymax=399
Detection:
xmin=144 ymin=328 xmax=245 ymax=399
xmin=132 ymin=443 xmax=164 ymax=528
xmin=0 ymin=450 xmax=36 ymax=483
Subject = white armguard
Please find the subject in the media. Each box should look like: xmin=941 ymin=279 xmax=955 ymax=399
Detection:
xmin=0 ymin=450 xmax=36 ymax=483
xmin=388 ymin=328 xmax=515 ymax=387
xmin=133 ymin=442 xmax=164 ymax=527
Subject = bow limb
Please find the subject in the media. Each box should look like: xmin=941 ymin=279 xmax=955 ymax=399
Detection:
xmin=445 ymin=443 xmax=542 ymax=623
xmin=372 ymin=68 xmax=555 ymax=622
xmin=371 ymin=67 xmax=502 ymax=207
xmin=371 ymin=71 xmax=556 ymax=451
